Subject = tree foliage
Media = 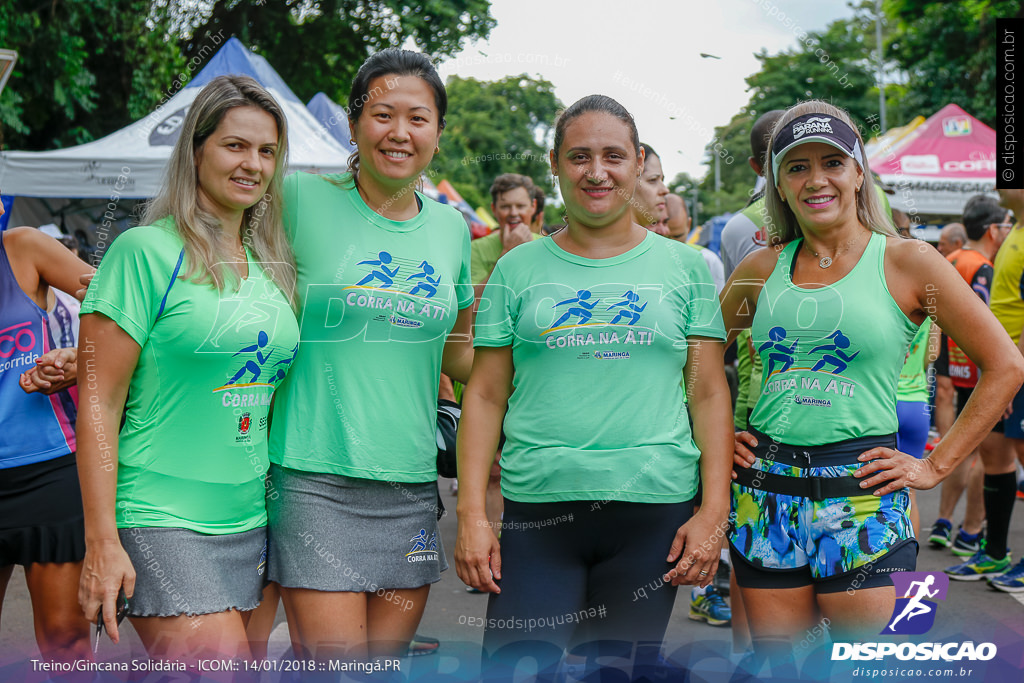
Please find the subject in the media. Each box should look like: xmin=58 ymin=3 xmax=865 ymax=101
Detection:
xmin=0 ymin=0 xmax=184 ymax=150
xmin=168 ymin=0 xmax=495 ymax=106
xmin=428 ymin=74 xmax=562 ymax=210
xmin=886 ymin=0 xmax=1022 ymax=126
xmin=0 ymin=0 xmax=494 ymax=151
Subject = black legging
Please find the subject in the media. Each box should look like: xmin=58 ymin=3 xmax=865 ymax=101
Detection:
xmin=482 ymin=498 xmax=695 ymax=679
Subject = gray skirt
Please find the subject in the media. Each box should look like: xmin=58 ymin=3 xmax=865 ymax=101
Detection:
xmin=118 ymin=526 xmax=266 ymax=617
xmin=266 ymin=464 xmax=447 ymax=591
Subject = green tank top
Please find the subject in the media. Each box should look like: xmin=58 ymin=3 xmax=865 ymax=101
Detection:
xmin=896 ymin=318 xmax=932 ymax=402
xmin=749 ymin=232 xmax=918 ymax=446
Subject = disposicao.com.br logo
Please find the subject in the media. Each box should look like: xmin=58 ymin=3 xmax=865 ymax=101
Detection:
xmin=831 ymin=571 xmax=997 ymax=662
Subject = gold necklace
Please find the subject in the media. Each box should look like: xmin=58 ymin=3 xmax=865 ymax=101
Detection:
xmin=804 ymin=233 xmax=864 ymax=269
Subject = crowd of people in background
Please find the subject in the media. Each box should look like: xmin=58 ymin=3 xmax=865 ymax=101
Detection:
xmin=1 ymin=45 xmax=1024 ymax=682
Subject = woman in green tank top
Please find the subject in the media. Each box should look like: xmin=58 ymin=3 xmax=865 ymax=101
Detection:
xmin=719 ymin=100 xmax=1023 ymax=662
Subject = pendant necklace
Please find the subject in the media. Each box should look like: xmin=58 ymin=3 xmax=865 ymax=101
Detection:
xmin=805 ymin=233 xmax=863 ymax=269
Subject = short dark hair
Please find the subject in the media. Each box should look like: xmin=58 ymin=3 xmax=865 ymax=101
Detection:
xmin=640 ymin=143 xmax=659 ymax=163
xmin=750 ymin=110 xmax=785 ymax=170
xmin=531 ymin=185 xmax=545 ymax=222
xmin=489 ymin=173 xmax=536 ymax=205
xmin=963 ymin=195 xmax=1009 ymax=240
xmin=553 ymin=95 xmax=640 ymax=157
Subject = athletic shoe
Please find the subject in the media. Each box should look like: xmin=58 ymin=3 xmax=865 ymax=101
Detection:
xmin=407 ymin=634 xmax=440 ymax=656
xmin=713 ymin=558 xmax=731 ymax=596
xmin=945 ymin=550 xmax=1012 ymax=581
xmin=988 ymin=558 xmax=1024 ymax=593
xmin=1017 ymin=478 xmax=1024 ymax=501
xmin=688 ymin=587 xmax=731 ymax=626
xmin=950 ymin=528 xmax=982 ymax=557
xmin=928 ymin=519 xmax=952 ymax=548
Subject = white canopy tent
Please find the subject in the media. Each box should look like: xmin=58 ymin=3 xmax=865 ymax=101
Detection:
xmin=0 ymin=37 xmax=349 ymax=202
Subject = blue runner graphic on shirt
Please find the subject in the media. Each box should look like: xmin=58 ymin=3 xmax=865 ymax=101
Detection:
xmin=355 ymin=251 xmax=399 ymax=288
xmin=809 ymin=330 xmax=859 ymax=374
xmin=405 ymin=260 xmax=440 ymax=298
xmin=759 ymin=326 xmax=799 ymax=377
xmin=551 ymin=290 xmax=600 ymax=328
xmin=606 ymin=290 xmax=647 ymax=326
xmin=226 ymin=331 xmax=295 ymax=385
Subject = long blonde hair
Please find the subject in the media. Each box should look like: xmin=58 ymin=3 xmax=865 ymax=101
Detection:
xmin=143 ymin=75 xmax=296 ymax=302
xmin=764 ymin=100 xmax=896 ymax=244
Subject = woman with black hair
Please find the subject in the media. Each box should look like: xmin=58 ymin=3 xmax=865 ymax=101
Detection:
xmin=265 ymin=49 xmax=474 ymax=659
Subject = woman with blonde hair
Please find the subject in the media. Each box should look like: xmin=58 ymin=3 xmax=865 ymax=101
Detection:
xmin=76 ymin=74 xmax=299 ymax=661
xmin=721 ymin=100 xmax=1023 ymax=661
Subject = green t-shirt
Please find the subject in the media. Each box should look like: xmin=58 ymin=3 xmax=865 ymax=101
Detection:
xmin=470 ymin=230 xmax=543 ymax=285
xmin=474 ymin=232 xmax=726 ymax=503
xmin=81 ymin=221 xmax=299 ymax=533
xmin=269 ymin=172 xmax=473 ymax=482
xmin=897 ymin=318 xmax=932 ymax=402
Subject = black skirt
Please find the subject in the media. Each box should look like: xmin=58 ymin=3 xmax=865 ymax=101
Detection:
xmin=0 ymin=453 xmax=86 ymax=566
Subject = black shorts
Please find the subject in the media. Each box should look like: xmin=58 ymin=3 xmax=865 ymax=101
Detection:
xmin=0 ymin=453 xmax=85 ymax=566
xmin=954 ymin=385 xmax=1004 ymax=433
xmin=934 ymin=333 xmax=949 ymax=376
xmin=730 ymin=540 xmax=918 ymax=594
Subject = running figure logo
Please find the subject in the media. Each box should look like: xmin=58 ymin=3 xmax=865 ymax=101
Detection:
xmin=551 ymin=290 xmax=600 ymax=328
xmin=406 ymin=528 xmax=439 ymax=563
xmin=884 ymin=572 xmax=948 ymax=635
xmin=227 ymin=332 xmax=295 ymax=385
xmin=606 ymin=290 xmax=647 ymax=326
xmin=405 ymin=260 xmax=440 ymax=298
xmin=356 ymin=251 xmax=399 ymax=288
xmin=760 ymin=326 xmax=799 ymax=376
xmin=809 ymin=330 xmax=860 ymax=374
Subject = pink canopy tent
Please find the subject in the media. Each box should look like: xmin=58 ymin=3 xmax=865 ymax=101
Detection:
xmin=869 ymin=104 xmax=997 ymax=216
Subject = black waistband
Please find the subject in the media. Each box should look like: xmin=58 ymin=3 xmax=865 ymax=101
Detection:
xmin=733 ymin=466 xmax=885 ymax=500
xmin=732 ymin=429 xmax=896 ymax=501
xmin=745 ymin=428 xmax=896 ymax=468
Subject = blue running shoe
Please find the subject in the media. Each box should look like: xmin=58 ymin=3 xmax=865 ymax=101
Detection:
xmin=689 ymin=586 xmax=731 ymax=626
xmin=950 ymin=527 xmax=982 ymax=557
xmin=928 ymin=519 xmax=952 ymax=548
xmin=988 ymin=558 xmax=1024 ymax=593
xmin=945 ymin=550 xmax=1011 ymax=581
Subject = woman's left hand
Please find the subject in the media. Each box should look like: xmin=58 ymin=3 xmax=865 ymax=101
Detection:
xmin=19 ymin=347 xmax=77 ymax=394
xmin=854 ymin=447 xmax=942 ymax=495
xmin=664 ymin=508 xmax=729 ymax=588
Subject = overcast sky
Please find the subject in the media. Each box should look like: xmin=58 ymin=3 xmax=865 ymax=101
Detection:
xmin=434 ymin=0 xmax=860 ymax=184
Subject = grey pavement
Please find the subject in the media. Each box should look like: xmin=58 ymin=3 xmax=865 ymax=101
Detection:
xmin=2 ymin=477 xmax=1023 ymax=681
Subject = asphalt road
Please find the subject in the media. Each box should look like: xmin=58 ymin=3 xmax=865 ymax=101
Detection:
xmin=1 ymin=478 xmax=1023 ymax=682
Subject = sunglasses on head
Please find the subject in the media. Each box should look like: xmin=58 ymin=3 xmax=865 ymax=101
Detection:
xmin=93 ymin=590 xmax=129 ymax=654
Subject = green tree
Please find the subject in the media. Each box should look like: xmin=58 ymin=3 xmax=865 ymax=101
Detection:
xmin=0 ymin=1 xmax=494 ymax=151
xmin=886 ymin=0 xmax=1022 ymax=125
xmin=428 ymin=74 xmax=562 ymax=210
xmin=0 ymin=0 xmax=184 ymax=149
xmin=169 ymin=0 xmax=495 ymax=106
xmin=745 ymin=17 xmax=879 ymax=131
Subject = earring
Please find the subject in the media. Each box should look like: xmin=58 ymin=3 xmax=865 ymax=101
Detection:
xmin=434 ymin=146 xmax=440 ymax=153
xmin=349 ymin=138 xmax=356 ymax=145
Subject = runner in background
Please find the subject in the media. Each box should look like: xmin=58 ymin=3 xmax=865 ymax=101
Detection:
xmin=665 ymin=194 xmax=725 ymax=293
xmin=937 ymin=223 xmax=967 ymax=257
xmin=946 ymin=188 xmax=1024 ymax=592
xmin=928 ymin=195 xmax=1008 ymax=555
xmin=1 ymin=204 xmax=93 ymax=663
xmin=632 ymin=143 xmax=670 ymax=235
